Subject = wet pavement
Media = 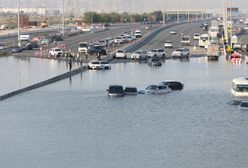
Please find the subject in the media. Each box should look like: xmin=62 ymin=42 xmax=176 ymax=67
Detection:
xmin=0 ymin=56 xmax=80 ymax=95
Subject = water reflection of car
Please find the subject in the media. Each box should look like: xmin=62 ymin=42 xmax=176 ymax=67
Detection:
xmin=124 ymin=87 xmax=138 ymax=95
xmin=107 ymin=85 xmax=125 ymax=97
xmin=148 ymin=58 xmax=162 ymax=66
xmin=159 ymin=81 xmax=184 ymax=90
xmin=139 ymin=84 xmax=172 ymax=94
xmin=11 ymin=46 xmax=23 ymax=53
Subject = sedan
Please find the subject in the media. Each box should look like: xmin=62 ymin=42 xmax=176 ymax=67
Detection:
xmin=139 ymin=84 xmax=172 ymax=94
xmin=159 ymin=81 xmax=184 ymax=90
xmin=170 ymin=30 xmax=177 ymax=35
xmin=11 ymin=46 xmax=23 ymax=53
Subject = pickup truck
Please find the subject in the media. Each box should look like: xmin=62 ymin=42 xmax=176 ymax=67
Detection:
xmin=181 ymin=36 xmax=190 ymax=46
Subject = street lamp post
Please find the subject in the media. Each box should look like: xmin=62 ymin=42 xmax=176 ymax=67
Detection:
xmin=188 ymin=0 xmax=190 ymax=22
xmin=177 ymin=0 xmax=179 ymax=22
xmin=17 ymin=0 xmax=20 ymax=47
xmin=62 ymin=0 xmax=65 ymax=35
xmin=163 ymin=0 xmax=166 ymax=26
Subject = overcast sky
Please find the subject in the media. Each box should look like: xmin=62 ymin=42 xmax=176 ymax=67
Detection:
xmin=1 ymin=0 xmax=247 ymax=13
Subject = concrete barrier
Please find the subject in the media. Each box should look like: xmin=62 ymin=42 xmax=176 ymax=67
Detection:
xmin=0 ymin=66 xmax=87 ymax=101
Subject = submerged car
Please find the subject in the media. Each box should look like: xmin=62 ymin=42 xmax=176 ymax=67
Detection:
xmin=238 ymin=101 xmax=248 ymax=110
xmin=164 ymin=41 xmax=173 ymax=48
xmin=148 ymin=58 xmax=162 ymax=66
xmin=172 ymin=48 xmax=190 ymax=58
xmin=124 ymin=87 xmax=138 ymax=95
xmin=139 ymin=84 xmax=172 ymax=94
xmin=130 ymin=50 xmax=148 ymax=60
xmin=88 ymin=60 xmax=102 ymax=70
xmin=100 ymin=61 xmax=111 ymax=70
xmin=107 ymin=85 xmax=124 ymax=97
xmin=159 ymin=81 xmax=184 ymax=90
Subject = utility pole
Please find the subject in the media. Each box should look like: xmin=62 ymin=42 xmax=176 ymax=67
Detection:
xmin=177 ymin=0 xmax=179 ymax=22
xmin=163 ymin=0 xmax=166 ymax=26
xmin=17 ymin=0 xmax=20 ymax=47
xmin=188 ymin=0 xmax=190 ymax=22
xmin=230 ymin=0 xmax=233 ymax=45
xmin=62 ymin=0 xmax=65 ymax=35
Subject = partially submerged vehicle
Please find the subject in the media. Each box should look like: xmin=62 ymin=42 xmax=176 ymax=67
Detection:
xmin=138 ymin=84 xmax=172 ymax=94
xmin=107 ymin=85 xmax=125 ymax=97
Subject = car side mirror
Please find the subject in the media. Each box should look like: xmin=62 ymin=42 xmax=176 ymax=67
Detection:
xmin=106 ymin=89 xmax=109 ymax=91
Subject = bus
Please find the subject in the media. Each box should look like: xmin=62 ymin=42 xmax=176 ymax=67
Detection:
xmin=199 ymin=34 xmax=210 ymax=48
xmin=231 ymin=77 xmax=248 ymax=97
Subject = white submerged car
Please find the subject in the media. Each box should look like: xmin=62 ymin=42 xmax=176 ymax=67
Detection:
xmin=130 ymin=50 xmax=148 ymax=60
xmin=193 ymin=33 xmax=200 ymax=40
xmin=172 ymin=48 xmax=190 ymax=58
xmin=88 ymin=60 xmax=102 ymax=70
xmin=138 ymin=84 xmax=172 ymax=94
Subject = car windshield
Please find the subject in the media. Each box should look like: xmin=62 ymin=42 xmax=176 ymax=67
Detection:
xmin=55 ymin=49 xmax=61 ymax=51
xmin=109 ymin=86 xmax=123 ymax=93
xmin=92 ymin=61 xmax=100 ymax=64
xmin=117 ymin=50 xmax=124 ymax=53
xmin=125 ymin=87 xmax=137 ymax=92
xmin=100 ymin=61 xmax=108 ymax=64
xmin=135 ymin=51 xmax=141 ymax=54
xmin=146 ymin=85 xmax=157 ymax=90
xmin=151 ymin=49 xmax=157 ymax=52
xmin=79 ymin=43 xmax=87 ymax=47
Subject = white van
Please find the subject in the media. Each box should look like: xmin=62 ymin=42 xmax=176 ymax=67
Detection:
xmin=135 ymin=30 xmax=142 ymax=38
xmin=20 ymin=35 xmax=30 ymax=41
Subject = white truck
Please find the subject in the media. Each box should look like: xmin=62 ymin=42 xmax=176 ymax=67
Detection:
xmin=181 ymin=36 xmax=190 ymax=46
xmin=207 ymin=44 xmax=219 ymax=60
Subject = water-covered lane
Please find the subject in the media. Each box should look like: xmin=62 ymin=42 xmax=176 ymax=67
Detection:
xmin=0 ymin=56 xmax=248 ymax=168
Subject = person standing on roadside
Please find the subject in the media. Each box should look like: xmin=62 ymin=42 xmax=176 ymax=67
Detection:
xmin=69 ymin=58 xmax=72 ymax=71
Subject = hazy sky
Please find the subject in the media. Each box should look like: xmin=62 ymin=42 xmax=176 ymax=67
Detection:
xmin=0 ymin=0 xmax=247 ymax=14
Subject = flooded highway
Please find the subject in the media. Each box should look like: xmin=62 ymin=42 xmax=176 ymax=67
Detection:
xmin=0 ymin=56 xmax=79 ymax=95
xmin=1 ymin=55 xmax=248 ymax=168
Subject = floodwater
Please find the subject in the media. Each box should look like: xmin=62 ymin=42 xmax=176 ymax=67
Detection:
xmin=1 ymin=56 xmax=248 ymax=168
xmin=0 ymin=56 xmax=79 ymax=95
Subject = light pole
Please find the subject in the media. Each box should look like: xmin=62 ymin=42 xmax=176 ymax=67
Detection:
xmin=62 ymin=0 xmax=65 ymax=35
xmin=17 ymin=0 xmax=20 ymax=47
xmin=188 ymin=0 xmax=190 ymax=22
xmin=163 ymin=0 xmax=166 ymax=26
xmin=177 ymin=0 xmax=179 ymax=22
